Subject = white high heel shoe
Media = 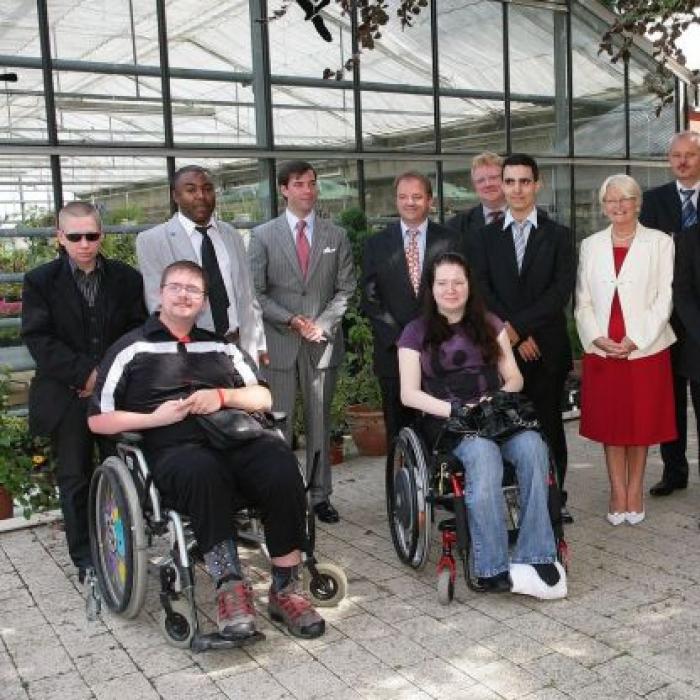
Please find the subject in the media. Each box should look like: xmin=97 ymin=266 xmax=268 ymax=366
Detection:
xmin=606 ymin=512 xmax=625 ymax=526
xmin=625 ymin=511 xmax=645 ymax=525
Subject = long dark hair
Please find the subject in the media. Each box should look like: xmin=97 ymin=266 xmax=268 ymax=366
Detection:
xmin=421 ymin=252 xmax=501 ymax=365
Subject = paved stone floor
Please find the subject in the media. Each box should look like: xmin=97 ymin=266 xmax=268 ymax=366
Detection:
xmin=2 ymin=421 xmax=700 ymax=699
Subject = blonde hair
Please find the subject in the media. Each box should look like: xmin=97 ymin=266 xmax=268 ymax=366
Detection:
xmin=57 ymin=201 xmax=102 ymax=230
xmin=598 ymin=174 xmax=642 ymax=211
xmin=670 ymin=130 xmax=700 ymax=150
xmin=471 ymin=151 xmax=504 ymax=176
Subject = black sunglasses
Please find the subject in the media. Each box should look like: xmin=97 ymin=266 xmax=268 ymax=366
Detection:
xmin=64 ymin=232 xmax=101 ymax=242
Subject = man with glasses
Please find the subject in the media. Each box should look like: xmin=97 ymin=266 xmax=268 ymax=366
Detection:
xmin=447 ymin=152 xmax=507 ymax=256
xmin=137 ymin=165 xmax=266 ymax=365
xmin=471 ymin=154 xmax=575 ymax=522
xmin=640 ymin=131 xmax=700 ymax=497
xmin=21 ymin=201 xmax=145 ymax=582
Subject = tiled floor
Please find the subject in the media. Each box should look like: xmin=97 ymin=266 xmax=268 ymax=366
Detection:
xmin=2 ymin=420 xmax=700 ymax=699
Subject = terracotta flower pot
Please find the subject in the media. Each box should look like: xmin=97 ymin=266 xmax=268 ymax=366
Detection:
xmin=330 ymin=438 xmax=345 ymax=465
xmin=345 ymin=404 xmax=387 ymax=456
xmin=0 ymin=485 xmax=13 ymax=520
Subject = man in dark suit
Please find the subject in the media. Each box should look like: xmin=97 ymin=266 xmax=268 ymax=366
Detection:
xmin=447 ymin=151 xmax=506 ymax=256
xmin=470 ymin=154 xmax=575 ymax=520
xmin=362 ymin=171 xmax=462 ymax=443
xmin=21 ymin=202 xmax=145 ymax=579
xmin=640 ymin=130 xmax=700 ymax=497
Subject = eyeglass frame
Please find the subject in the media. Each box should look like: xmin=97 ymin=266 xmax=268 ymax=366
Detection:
xmin=160 ymin=282 xmax=207 ymax=298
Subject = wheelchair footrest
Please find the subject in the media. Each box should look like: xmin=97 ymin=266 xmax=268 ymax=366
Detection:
xmin=190 ymin=630 xmax=265 ymax=653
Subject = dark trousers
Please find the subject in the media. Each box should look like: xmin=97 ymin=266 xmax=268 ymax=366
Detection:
xmin=379 ymin=375 xmax=416 ymax=447
xmin=51 ymin=398 xmax=113 ymax=570
xmin=521 ymin=363 xmax=569 ymax=498
xmin=150 ymin=433 xmax=306 ymax=556
xmin=660 ymin=372 xmax=700 ymax=486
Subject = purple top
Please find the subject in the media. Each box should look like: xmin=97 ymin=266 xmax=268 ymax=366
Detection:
xmin=397 ymin=314 xmax=505 ymax=404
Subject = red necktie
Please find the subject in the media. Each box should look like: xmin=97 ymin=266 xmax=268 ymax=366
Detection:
xmin=295 ymin=220 xmax=310 ymax=279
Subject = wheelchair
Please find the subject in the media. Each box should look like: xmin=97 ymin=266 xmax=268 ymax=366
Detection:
xmin=86 ymin=425 xmax=347 ymax=652
xmin=386 ymin=418 xmax=569 ymax=605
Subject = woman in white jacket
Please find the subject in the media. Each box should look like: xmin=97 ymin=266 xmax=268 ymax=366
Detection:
xmin=575 ymin=174 xmax=676 ymax=526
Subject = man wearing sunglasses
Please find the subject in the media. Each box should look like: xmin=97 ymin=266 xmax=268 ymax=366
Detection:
xmin=21 ymin=201 xmax=146 ymax=583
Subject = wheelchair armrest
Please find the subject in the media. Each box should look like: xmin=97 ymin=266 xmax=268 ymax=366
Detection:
xmin=118 ymin=431 xmax=144 ymax=444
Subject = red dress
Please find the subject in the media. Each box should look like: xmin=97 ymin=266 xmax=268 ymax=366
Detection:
xmin=579 ymin=246 xmax=676 ymax=446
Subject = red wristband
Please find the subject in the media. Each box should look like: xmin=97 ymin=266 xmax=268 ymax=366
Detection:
xmin=216 ymin=387 xmax=226 ymax=408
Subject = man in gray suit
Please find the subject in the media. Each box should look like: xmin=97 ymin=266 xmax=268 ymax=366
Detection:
xmin=249 ymin=161 xmax=356 ymax=523
xmin=136 ymin=165 xmax=266 ymax=364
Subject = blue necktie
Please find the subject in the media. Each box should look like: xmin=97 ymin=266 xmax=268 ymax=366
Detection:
xmin=512 ymin=222 xmax=527 ymax=272
xmin=681 ymin=189 xmax=698 ymax=230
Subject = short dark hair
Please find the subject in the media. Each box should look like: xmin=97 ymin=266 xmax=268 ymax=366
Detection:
xmin=171 ymin=165 xmax=212 ymax=190
xmin=393 ymin=171 xmax=433 ymax=198
xmin=502 ymin=154 xmax=539 ymax=182
xmin=160 ymin=260 xmax=208 ymax=293
xmin=277 ymin=160 xmax=317 ymax=188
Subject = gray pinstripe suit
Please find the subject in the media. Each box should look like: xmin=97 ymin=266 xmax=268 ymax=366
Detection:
xmin=249 ymin=213 xmax=356 ymax=503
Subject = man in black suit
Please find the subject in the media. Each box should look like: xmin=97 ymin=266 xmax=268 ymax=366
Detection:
xmin=640 ymin=130 xmax=700 ymax=497
xmin=21 ymin=202 xmax=145 ymax=579
xmin=362 ymin=171 xmax=462 ymax=443
xmin=447 ymin=151 xmax=506 ymax=255
xmin=471 ymin=154 xmax=575 ymax=519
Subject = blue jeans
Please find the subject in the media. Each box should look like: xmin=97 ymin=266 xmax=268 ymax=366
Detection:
xmin=453 ymin=430 xmax=556 ymax=578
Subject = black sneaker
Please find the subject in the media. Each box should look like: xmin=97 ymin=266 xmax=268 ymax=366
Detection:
xmin=476 ymin=572 xmax=511 ymax=593
xmin=560 ymin=506 xmax=574 ymax=524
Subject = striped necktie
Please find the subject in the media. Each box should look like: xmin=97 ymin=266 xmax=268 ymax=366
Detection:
xmin=512 ymin=221 xmax=527 ymax=272
xmin=681 ymin=189 xmax=698 ymax=230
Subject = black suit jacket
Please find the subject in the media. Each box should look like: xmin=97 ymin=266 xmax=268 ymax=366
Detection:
xmin=470 ymin=216 xmax=574 ymax=374
xmin=639 ymin=181 xmax=683 ymax=235
xmin=362 ymin=220 xmax=463 ymax=377
xmin=22 ymin=255 xmax=146 ymax=436
xmin=447 ymin=204 xmax=485 ymax=259
xmin=672 ymin=224 xmax=700 ymax=381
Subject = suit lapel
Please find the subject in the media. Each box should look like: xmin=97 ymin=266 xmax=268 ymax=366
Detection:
xmin=166 ymin=214 xmax=198 ymax=261
xmin=57 ymin=257 xmax=85 ymax=327
xmin=278 ymin=213 xmax=305 ymax=283
xmin=392 ymin=222 xmax=417 ymax=300
xmin=519 ymin=220 xmax=546 ymax=277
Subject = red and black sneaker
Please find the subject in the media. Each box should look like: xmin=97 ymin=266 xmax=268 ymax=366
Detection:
xmin=268 ymin=579 xmax=325 ymax=639
xmin=216 ymin=580 xmax=257 ymax=639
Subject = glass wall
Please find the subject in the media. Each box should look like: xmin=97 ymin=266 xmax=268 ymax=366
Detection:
xmin=0 ymin=0 xmax=695 ymax=246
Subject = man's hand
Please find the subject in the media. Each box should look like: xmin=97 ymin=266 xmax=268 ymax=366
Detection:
xmin=289 ymin=315 xmax=312 ymax=336
xmin=77 ymin=369 xmax=97 ymax=398
xmin=188 ymin=388 xmax=223 ymax=415
xmin=300 ymin=322 xmax=326 ymax=343
xmin=518 ymin=335 xmax=541 ymax=362
xmin=258 ymin=351 xmax=270 ymax=367
xmin=150 ymin=398 xmax=192 ymax=427
xmin=505 ymin=322 xmax=520 ymax=346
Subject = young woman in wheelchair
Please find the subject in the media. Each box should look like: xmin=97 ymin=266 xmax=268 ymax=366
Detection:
xmin=397 ymin=252 xmax=566 ymax=599
xmin=88 ymin=260 xmax=325 ymax=640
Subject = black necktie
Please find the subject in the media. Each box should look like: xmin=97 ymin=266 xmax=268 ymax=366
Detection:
xmin=195 ymin=225 xmax=230 ymax=335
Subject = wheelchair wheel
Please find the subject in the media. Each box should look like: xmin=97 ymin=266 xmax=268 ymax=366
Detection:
xmin=89 ymin=457 xmax=148 ymax=619
xmin=437 ymin=569 xmax=454 ymax=605
xmin=159 ymin=597 xmax=195 ymax=649
xmin=303 ymin=562 xmax=347 ymax=607
xmin=386 ymin=428 xmax=432 ymax=570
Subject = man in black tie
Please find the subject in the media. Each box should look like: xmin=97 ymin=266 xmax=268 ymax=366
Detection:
xmin=136 ymin=166 xmax=267 ymax=365
xmin=362 ymin=171 xmax=462 ymax=444
xmin=470 ymin=154 xmax=575 ymax=521
xmin=640 ymin=130 xmax=700 ymax=497
xmin=447 ymin=152 xmax=506 ymax=256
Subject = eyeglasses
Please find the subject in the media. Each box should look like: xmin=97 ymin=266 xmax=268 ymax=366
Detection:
xmin=63 ymin=232 xmax=101 ymax=242
xmin=603 ymin=196 xmax=637 ymax=206
xmin=161 ymin=282 xmax=206 ymax=298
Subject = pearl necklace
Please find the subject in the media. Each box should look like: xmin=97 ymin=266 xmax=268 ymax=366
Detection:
xmin=611 ymin=227 xmax=635 ymax=243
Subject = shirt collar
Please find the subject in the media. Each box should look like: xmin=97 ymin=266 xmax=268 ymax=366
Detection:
xmin=482 ymin=204 xmax=505 ymax=218
xmin=503 ymin=207 xmax=538 ymax=231
xmin=285 ymin=209 xmax=315 ymax=235
xmin=676 ymin=181 xmax=700 ymax=194
xmin=178 ymin=211 xmax=218 ymax=237
xmin=144 ymin=313 xmax=211 ymax=342
xmin=400 ymin=219 xmax=429 ymax=237
xmin=68 ymin=253 xmax=103 ymax=276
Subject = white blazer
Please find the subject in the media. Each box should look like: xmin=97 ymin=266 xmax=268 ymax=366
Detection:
xmin=575 ymin=223 xmax=675 ymax=359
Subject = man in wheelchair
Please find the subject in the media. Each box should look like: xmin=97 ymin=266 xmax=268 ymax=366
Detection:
xmin=88 ymin=260 xmax=325 ymax=640
xmin=397 ymin=252 xmax=567 ymax=599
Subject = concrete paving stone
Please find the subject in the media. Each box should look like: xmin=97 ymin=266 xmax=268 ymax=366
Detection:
xmin=313 ymin=689 xmax=362 ymax=700
xmin=153 ymin=666 xmax=225 ymax=699
xmin=542 ymin=600 xmax=618 ymax=636
xmin=643 ymin=649 xmax=700 ymax=686
xmin=312 ymin=638 xmax=388 ymax=678
xmin=73 ymin=646 xmax=137 ymax=685
xmin=442 ymin=607 xmax=502 ymax=640
xmin=1 ymin=604 xmax=48 ymax=631
xmin=480 ymin=630 xmax=552 ymax=665
xmin=646 ymin=681 xmax=700 ymax=699
xmin=54 ymin=630 xmax=117 ymax=660
xmin=398 ymin=657 xmax=478 ymax=696
xmin=467 ymin=593 xmax=533 ymax=621
xmin=11 ymin=642 xmax=75 ymax=683
xmin=375 ymin=575 xmax=434 ymax=600
xmin=111 ymin=622 xmax=169 ymax=653
xmin=523 ymin=651 xmax=602 ymax=693
xmin=593 ymin=655 xmax=671 ymax=695
xmin=0 ymin=681 xmax=30 ymax=700
xmin=546 ymin=631 xmax=619 ymax=667
xmin=433 ymin=639 xmax=500 ymax=676
xmin=505 ymin=610 xmax=574 ymax=643
xmin=91 ymin=671 xmax=160 ymax=699
xmin=358 ymin=634 xmax=432 ymax=669
xmin=344 ymin=577 xmax=391 ymax=604
xmin=26 ymin=670 xmax=91 ymax=700
xmin=404 ymin=592 xmax=460 ymax=620
xmin=332 ymin=612 xmax=395 ymax=641
xmin=245 ymin=635 xmax=314 ymax=673
xmin=392 ymin=614 xmax=452 ymax=645
xmin=468 ymin=657 xmax=547 ymax=699
xmin=308 ymin=598 xmax=365 ymax=624
xmin=566 ymin=679 xmax=642 ymax=699
xmin=136 ymin=643 xmax=195 ymax=678
xmin=1 ymin=625 xmax=57 ymax=654
xmin=274 ymin=660 xmax=348 ymax=698
xmin=594 ymin=626 xmax=657 ymax=660
xmin=190 ymin=647 xmax=259 ymax=678
xmin=358 ymin=595 xmax=418 ymax=624
xmin=521 ymin=689 xmax=571 ymax=700
xmin=215 ymin=666 xmax=290 ymax=699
